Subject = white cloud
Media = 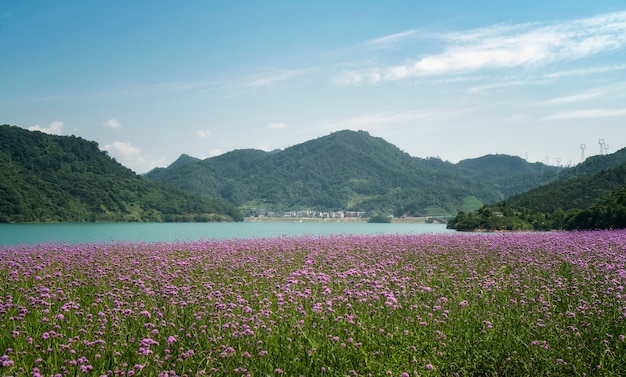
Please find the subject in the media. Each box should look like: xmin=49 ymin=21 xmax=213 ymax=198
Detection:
xmin=102 ymin=141 xmax=165 ymax=173
xmin=196 ymin=129 xmax=212 ymax=139
xmin=468 ymin=80 xmax=529 ymax=93
xmin=340 ymin=11 xmax=626 ymax=84
xmin=267 ymin=122 xmax=287 ymax=129
xmin=246 ymin=69 xmax=309 ymax=87
xmin=365 ymin=29 xmax=419 ymax=48
xmin=102 ymin=118 xmax=122 ymax=129
xmin=543 ymin=63 xmax=626 ymax=79
xmin=208 ymin=149 xmax=223 ymax=157
xmin=324 ymin=110 xmax=430 ymax=130
xmin=537 ymin=91 xmax=604 ymax=106
xmin=541 ymin=108 xmax=626 ymax=121
xmin=28 ymin=121 xmax=64 ymax=135
xmin=103 ymin=141 xmax=141 ymax=159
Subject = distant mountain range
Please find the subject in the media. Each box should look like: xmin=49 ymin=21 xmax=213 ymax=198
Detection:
xmin=145 ymin=130 xmax=560 ymax=216
xmin=0 ymin=125 xmax=242 ymax=223
xmin=5 ymin=124 xmax=623 ymax=226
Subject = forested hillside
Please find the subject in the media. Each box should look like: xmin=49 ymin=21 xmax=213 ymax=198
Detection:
xmin=146 ymin=130 xmax=559 ymax=216
xmin=0 ymin=125 xmax=242 ymax=223
xmin=455 ymin=154 xmax=558 ymax=199
xmin=448 ymin=147 xmax=626 ymax=231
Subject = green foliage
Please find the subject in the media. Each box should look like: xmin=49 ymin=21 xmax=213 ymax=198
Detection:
xmin=0 ymin=125 xmax=242 ymax=223
xmin=447 ymin=206 xmax=535 ymax=231
xmin=367 ymin=214 xmax=392 ymax=223
xmin=506 ymin=164 xmax=626 ymax=213
xmin=460 ymin=195 xmax=484 ymax=212
xmin=448 ymin=151 xmax=626 ymax=231
xmin=564 ymin=185 xmax=626 ymax=230
xmin=146 ymin=130 xmax=558 ymax=216
xmin=455 ymin=154 xmax=559 ymax=198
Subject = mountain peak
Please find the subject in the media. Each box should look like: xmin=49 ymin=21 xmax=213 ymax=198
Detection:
xmin=168 ymin=154 xmax=201 ymax=169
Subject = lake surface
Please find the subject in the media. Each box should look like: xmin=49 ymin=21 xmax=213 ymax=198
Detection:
xmin=0 ymin=222 xmax=455 ymax=246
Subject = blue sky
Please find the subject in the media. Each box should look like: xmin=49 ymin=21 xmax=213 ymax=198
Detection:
xmin=1 ymin=1 xmax=626 ymax=173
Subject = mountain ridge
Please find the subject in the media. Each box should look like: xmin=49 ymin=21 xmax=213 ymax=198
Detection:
xmin=146 ymin=129 xmax=561 ymax=215
xmin=0 ymin=125 xmax=243 ymax=223
xmin=447 ymin=146 xmax=626 ymax=231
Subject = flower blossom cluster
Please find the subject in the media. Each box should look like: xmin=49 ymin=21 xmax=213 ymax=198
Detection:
xmin=1 ymin=230 xmax=626 ymax=375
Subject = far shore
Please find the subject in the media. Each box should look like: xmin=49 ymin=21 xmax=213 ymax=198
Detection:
xmin=244 ymin=216 xmax=440 ymax=224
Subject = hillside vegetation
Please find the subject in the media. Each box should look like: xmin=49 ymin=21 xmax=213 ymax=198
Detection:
xmin=448 ymin=147 xmax=626 ymax=231
xmin=146 ymin=130 xmax=559 ymax=216
xmin=0 ymin=125 xmax=242 ymax=223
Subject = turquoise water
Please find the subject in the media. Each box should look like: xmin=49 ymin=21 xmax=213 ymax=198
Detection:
xmin=0 ymin=222 xmax=454 ymax=245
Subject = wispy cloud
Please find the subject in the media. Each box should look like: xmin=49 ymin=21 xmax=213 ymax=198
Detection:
xmin=544 ymin=64 xmax=626 ymax=78
xmin=541 ymin=108 xmax=626 ymax=121
xmin=246 ymin=69 xmax=310 ymax=87
xmin=469 ymin=80 xmax=531 ymax=93
xmin=364 ymin=29 xmax=420 ymax=48
xmin=196 ymin=129 xmax=212 ymax=139
xmin=324 ymin=110 xmax=430 ymax=130
xmin=339 ymin=11 xmax=626 ymax=84
xmin=102 ymin=141 xmax=165 ymax=173
xmin=102 ymin=118 xmax=122 ymax=129
xmin=537 ymin=91 xmax=605 ymax=106
xmin=28 ymin=121 xmax=64 ymax=135
xmin=208 ymin=149 xmax=223 ymax=157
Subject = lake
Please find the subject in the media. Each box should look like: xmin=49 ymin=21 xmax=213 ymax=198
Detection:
xmin=0 ymin=222 xmax=455 ymax=246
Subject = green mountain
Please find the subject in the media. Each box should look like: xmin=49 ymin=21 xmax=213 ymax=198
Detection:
xmin=146 ymin=130 xmax=559 ymax=216
xmin=0 ymin=125 xmax=243 ymax=223
xmin=165 ymin=153 xmax=201 ymax=169
xmin=506 ymin=163 xmax=626 ymax=214
xmin=455 ymin=154 xmax=558 ymax=199
xmin=565 ymin=184 xmax=626 ymax=230
xmin=447 ymin=147 xmax=626 ymax=231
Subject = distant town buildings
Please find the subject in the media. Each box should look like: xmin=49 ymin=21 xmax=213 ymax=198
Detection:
xmin=247 ymin=208 xmax=366 ymax=219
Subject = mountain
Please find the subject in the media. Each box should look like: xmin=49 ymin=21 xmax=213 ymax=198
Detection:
xmin=0 ymin=125 xmax=243 ymax=223
xmin=565 ymin=184 xmax=626 ymax=230
xmin=165 ymin=154 xmax=201 ymax=169
xmin=505 ymin=164 xmax=626 ymax=214
xmin=447 ymin=147 xmax=626 ymax=231
xmin=145 ymin=130 xmax=559 ymax=216
xmin=455 ymin=154 xmax=558 ymax=198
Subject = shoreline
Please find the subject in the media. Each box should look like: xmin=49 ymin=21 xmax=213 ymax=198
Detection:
xmin=244 ymin=216 xmax=434 ymax=224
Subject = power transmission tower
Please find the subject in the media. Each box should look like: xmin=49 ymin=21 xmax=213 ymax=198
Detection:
xmin=599 ymin=139 xmax=605 ymax=155
xmin=580 ymin=144 xmax=586 ymax=162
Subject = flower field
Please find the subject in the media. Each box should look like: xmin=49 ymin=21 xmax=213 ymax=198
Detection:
xmin=1 ymin=231 xmax=626 ymax=376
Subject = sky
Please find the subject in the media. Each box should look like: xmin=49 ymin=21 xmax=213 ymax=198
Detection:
xmin=1 ymin=1 xmax=626 ymax=173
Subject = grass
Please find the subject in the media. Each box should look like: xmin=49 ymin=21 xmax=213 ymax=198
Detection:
xmin=1 ymin=231 xmax=625 ymax=376
xmin=460 ymin=196 xmax=484 ymax=213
